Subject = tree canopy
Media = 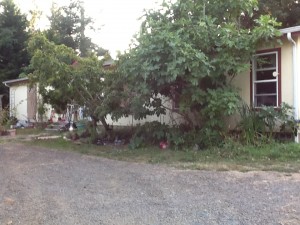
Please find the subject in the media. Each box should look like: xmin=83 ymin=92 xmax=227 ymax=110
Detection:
xmin=45 ymin=0 xmax=106 ymax=57
xmin=28 ymin=33 xmax=76 ymax=114
xmin=0 ymin=0 xmax=29 ymax=93
xmin=240 ymin=0 xmax=300 ymax=28
xmin=118 ymin=0 xmax=280 ymax=137
xmin=28 ymin=33 xmax=117 ymax=130
xmin=256 ymin=0 xmax=300 ymax=28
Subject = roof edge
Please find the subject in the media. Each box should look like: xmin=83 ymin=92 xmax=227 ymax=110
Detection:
xmin=280 ymin=26 xmax=300 ymax=34
xmin=2 ymin=77 xmax=29 ymax=86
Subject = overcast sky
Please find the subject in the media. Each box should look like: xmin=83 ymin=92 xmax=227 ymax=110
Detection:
xmin=14 ymin=0 xmax=163 ymax=58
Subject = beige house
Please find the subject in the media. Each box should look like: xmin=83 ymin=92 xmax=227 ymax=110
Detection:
xmin=233 ymin=26 xmax=300 ymax=141
xmin=3 ymin=26 xmax=300 ymax=138
xmin=2 ymin=77 xmax=182 ymax=126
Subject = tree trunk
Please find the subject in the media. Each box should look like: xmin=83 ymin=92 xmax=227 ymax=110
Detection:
xmin=99 ymin=116 xmax=111 ymax=131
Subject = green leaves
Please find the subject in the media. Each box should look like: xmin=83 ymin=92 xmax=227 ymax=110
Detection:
xmin=28 ymin=33 xmax=77 ymax=112
xmin=117 ymin=0 xmax=280 ymax=133
xmin=0 ymin=0 xmax=29 ymax=93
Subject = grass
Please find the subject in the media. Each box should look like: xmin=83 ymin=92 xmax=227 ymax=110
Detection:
xmin=3 ymin=127 xmax=299 ymax=172
xmin=20 ymin=134 xmax=300 ymax=173
xmin=16 ymin=127 xmax=49 ymax=136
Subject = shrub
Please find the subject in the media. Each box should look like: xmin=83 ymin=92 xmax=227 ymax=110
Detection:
xmin=129 ymin=121 xmax=222 ymax=150
xmin=0 ymin=107 xmax=9 ymax=125
xmin=129 ymin=121 xmax=169 ymax=149
xmin=237 ymin=102 xmax=296 ymax=144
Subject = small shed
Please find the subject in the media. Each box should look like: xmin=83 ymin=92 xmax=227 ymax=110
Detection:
xmin=3 ymin=77 xmax=37 ymax=122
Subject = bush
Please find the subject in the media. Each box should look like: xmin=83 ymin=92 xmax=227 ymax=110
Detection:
xmin=129 ymin=121 xmax=169 ymax=149
xmin=129 ymin=121 xmax=222 ymax=150
xmin=0 ymin=109 xmax=19 ymax=135
xmin=0 ymin=107 xmax=9 ymax=125
xmin=237 ymin=102 xmax=296 ymax=144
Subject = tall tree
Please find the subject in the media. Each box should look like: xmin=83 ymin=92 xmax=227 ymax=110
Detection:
xmin=242 ymin=0 xmax=300 ymax=28
xmin=45 ymin=0 xmax=106 ymax=57
xmin=258 ymin=0 xmax=300 ymax=28
xmin=27 ymin=33 xmax=77 ymax=114
xmin=118 ymin=0 xmax=280 ymax=139
xmin=0 ymin=0 xmax=29 ymax=93
xmin=28 ymin=33 xmax=115 ymax=130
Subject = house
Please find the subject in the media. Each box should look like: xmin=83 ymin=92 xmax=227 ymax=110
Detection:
xmin=233 ymin=25 xmax=300 ymax=141
xmin=2 ymin=77 xmax=52 ymax=122
xmin=2 ymin=76 xmax=182 ymax=126
xmin=3 ymin=26 xmax=300 ymax=139
xmin=109 ymin=26 xmax=300 ymax=130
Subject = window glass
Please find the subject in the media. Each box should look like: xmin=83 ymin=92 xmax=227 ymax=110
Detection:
xmin=255 ymin=96 xmax=277 ymax=107
xmin=252 ymin=51 xmax=278 ymax=107
xmin=255 ymin=82 xmax=277 ymax=94
xmin=256 ymin=70 xmax=276 ymax=81
xmin=256 ymin=54 xmax=276 ymax=69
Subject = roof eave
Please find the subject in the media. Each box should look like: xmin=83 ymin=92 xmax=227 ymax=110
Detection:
xmin=2 ymin=77 xmax=29 ymax=87
xmin=280 ymin=26 xmax=300 ymax=35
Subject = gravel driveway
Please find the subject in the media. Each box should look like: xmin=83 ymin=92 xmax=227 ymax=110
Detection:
xmin=0 ymin=143 xmax=300 ymax=225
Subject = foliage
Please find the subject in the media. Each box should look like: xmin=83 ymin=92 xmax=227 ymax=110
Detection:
xmin=242 ymin=0 xmax=300 ymax=28
xmin=30 ymin=136 xmax=300 ymax=172
xmin=28 ymin=33 xmax=77 ymax=113
xmin=237 ymin=102 xmax=296 ymax=145
xmin=0 ymin=107 xmax=9 ymax=132
xmin=0 ymin=106 xmax=18 ymax=133
xmin=71 ymin=55 xmax=123 ymax=131
xmin=0 ymin=0 xmax=29 ymax=93
xmin=45 ymin=0 xmax=106 ymax=57
xmin=129 ymin=121 xmax=224 ymax=150
xmin=28 ymin=33 xmax=115 ymax=130
xmin=129 ymin=121 xmax=169 ymax=149
xmin=37 ymin=102 xmax=47 ymax=122
xmin=118 ymin=0 xmax=280 ymax=145
xmin=200 ymin=87 xmax=240 ymax=134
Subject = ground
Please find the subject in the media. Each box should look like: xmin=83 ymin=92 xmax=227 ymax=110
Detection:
xmin=0 ymin=142 xmax=300 ymax=225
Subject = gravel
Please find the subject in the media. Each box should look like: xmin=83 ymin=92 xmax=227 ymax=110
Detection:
xmin=0 ymin=143 xmax=300 ymax=225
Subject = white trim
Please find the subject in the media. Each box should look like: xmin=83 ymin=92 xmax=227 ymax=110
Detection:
xmin=3 ymin=77 xmax=29 ymax=87
xmin=280 ymin=26 xmax=300 ymax=34
xmin=254 ymin=79 xmax=277 ymax=83
xmin=252 ymin=51 xmax=279 ymax=107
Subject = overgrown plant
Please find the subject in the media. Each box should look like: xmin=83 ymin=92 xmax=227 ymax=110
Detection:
xmin=129 ymin=122 xmax=169 ymax=149
xmin=0 ymin=107 xmax=17 ymax=133
xmin=237 ymin=102 xmax=296 ymax=144
xmin=129 ymin=121 xmax=226 ymax=150
xmin=0 ymin=108 xmax=9 ymax=133
xmin=118 ymin=0 xmax=281 ymax=145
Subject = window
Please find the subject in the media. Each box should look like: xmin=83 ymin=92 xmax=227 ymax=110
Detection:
xmin=251 ymin=49 xmax=281 ymax=107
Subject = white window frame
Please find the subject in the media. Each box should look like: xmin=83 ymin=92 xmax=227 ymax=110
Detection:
xmin=252 ymin=51 xmax=279 ymax=107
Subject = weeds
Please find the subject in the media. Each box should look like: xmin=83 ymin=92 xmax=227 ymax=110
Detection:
xmin=23 ymin=136 xmax=300 ymax=172
xmin=237 ymin=103 xmax=296 ymax=145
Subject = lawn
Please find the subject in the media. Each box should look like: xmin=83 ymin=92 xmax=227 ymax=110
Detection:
xmin=1 ymin=127 xmax=299 ymax=172
xmin=18 ymin=132 xmax=300 ymax=173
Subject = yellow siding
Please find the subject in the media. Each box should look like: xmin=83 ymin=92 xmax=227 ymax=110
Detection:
xmin=229 ymin=38 xmax=296 ymax=129
xmin=233 ymin=70 xmax=251 ymax=105
xmin=279 ymin=39 xmax=293 ymax=106
xmin=233 ymin=39 xmax=294 ymax=107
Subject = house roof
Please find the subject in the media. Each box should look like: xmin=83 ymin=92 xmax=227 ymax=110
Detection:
xmin=103 ymin=58 xmax=115 ymax=67
xmin=2 ymin=77 xmax=29 ymax=87
xmin=280 ymin=26 xmax=300 ymax=34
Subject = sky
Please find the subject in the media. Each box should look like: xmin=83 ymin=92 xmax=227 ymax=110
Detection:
xmin=14 ymin=0 xmax=164 ymax=58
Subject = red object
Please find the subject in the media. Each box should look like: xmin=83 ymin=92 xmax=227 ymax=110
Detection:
xmin=159 ymin=141 xmax=168 ymax=149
